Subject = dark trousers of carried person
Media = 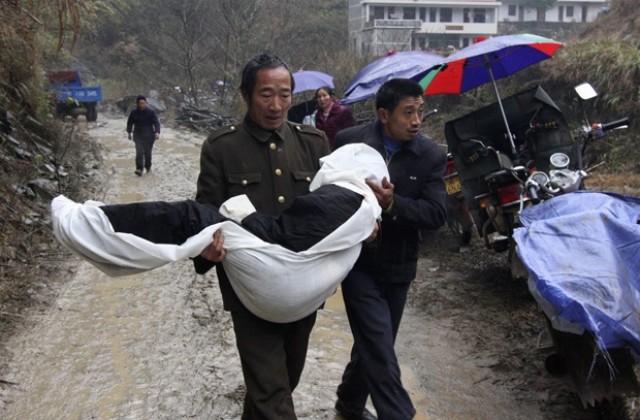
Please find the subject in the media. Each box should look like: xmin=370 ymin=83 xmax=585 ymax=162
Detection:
xmin=134 ymin=134 xmax=155 ymax=174
xmin=337 ymin=265 xmax=415 ymax=419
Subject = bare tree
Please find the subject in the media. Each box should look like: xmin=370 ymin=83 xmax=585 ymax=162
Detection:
xmin=78 ymin=0 xmax=348 ymax=113
xmin=131 ymin=0 xmax=217 ymax=106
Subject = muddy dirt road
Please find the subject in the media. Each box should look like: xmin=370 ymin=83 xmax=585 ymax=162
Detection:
xmin=0 ymin=114 xmax=616 ymax=419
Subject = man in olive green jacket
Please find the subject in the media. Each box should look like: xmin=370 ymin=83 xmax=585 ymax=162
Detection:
xmin=194 ymin=53 xmax=330 ymax=419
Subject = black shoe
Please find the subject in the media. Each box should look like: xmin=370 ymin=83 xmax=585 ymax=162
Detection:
xmin=134 ymin=169 xmax=142 ymax=176
xmin=145 ymin=167 xmax=151 ymax=173
xmin=335 ymin=399 xmax=377 ymax=420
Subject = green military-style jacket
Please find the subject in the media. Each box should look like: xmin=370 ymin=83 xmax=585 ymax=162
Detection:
xmin=195 ymin=115 xmax=330 ymax=312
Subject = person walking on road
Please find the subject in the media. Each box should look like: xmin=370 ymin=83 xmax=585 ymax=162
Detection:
xmin=126 ymin=95 xmax=161 ymax=176
xmin=332 ymin=78 xmax=447 ymax=420
xmin=193 ymin=53 xmax=330 ymax=419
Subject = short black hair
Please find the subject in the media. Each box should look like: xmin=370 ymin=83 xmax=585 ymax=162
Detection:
xmin=240 ymin=53 xmax=294 ymax=98
xmin=136 ymin=95 xmax=147 ymax=103
xmin=375 ymin=79 xmax=424 ymax=112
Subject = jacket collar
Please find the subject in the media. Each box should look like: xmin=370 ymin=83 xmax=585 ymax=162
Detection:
xmin=243 ymin=115 xmax=288 ymax=143
xmin=317 ymin=100 xmax=340 ymax=115
xmin=371 ymin=120 xmax=422 ymax=155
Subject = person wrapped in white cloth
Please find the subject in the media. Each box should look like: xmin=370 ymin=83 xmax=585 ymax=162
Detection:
xmin=51 ymin=143 xmax=388 ymax=323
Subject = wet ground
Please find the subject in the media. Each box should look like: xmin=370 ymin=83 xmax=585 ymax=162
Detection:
xmin=0 ymin=114 xmax=633 ymax=419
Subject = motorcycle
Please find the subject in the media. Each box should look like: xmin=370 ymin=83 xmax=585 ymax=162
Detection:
xmin=444 ymin=83 xmax=637 ymax=412
xmin=444 ymin=83 xmax=628 ymax=274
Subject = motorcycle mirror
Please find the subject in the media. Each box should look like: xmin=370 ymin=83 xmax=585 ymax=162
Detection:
xmin=422 ymin=109 xmax=438 ymax=122
xmin=574 ymin=83 xmax=598 ymax=101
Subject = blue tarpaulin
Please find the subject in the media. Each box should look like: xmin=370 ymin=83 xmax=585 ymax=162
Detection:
xmin=513 ymin=191 xmax=640 ymax=355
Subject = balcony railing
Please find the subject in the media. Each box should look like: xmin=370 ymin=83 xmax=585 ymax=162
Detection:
xmin=364 ymin=19 xmax=422 ymax=29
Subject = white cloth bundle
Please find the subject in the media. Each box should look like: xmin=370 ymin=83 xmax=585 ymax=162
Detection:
xmin=51 ymin=143 xmax=388 ymax=323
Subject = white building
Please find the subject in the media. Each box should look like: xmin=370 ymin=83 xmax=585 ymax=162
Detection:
xmin=500 ymin=1 xmax=608 ymax=23
xmin=349 ymin=0 xmax=609 ymax=56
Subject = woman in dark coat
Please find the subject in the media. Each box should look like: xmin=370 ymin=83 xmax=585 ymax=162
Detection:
xmin=314 ymin=86 xmax=357 ymax=150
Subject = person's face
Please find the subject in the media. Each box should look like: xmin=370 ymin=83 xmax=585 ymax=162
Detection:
xmin=378 ymin=96 xmax=424 ymax=142
xmin=316 ymin=89 xmax=333 ymax=109
xmin=245 ymin=66 xmax=292 ymax=131
xmin=137 ymin=100 xmax=147 ymax=111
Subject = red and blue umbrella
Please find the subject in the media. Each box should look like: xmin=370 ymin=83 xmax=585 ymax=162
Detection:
xmin=343 ymin=50 xmax=444 ymax=104
xmin=414 ymin=34 xmax=563 ymax=154
xmin=292 ymin=70 xmax=334 ymax=94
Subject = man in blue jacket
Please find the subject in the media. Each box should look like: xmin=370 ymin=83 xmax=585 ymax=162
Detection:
xmin=126 ymin=95 xmax=161 ymax=176
xmin=333 ymin=78 xmax=447 ymax=420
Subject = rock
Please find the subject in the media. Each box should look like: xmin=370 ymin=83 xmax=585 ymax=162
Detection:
xmin=146 ymin=97 xmax=166 ymax=113
xmin=27 ymin=178 xmax=58 ymax=200
xmin=43 ymin=163 xmax=56 ymax=174
xmin=115 ymin=95 xmax=137 ymax=114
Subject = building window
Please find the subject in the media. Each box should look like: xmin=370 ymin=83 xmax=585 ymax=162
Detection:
xmin=463 ymin=8 xmax=470 ymax=23
xmin=371 ymin=6 xmax=384 ymax=20
xmin=388 ymin=6 xmax=395 ymax=19
xmin=508 ymin=5 xmax=516 ymax=16
xmin=419 ymin=7 xmax=426 ymax=21
xmin=403 ymin=7 xmax=416 ymax=20
xmin=566 ymin=6 xmax=574 ymax=18
xmin=429 ymin=8 xmax=437 ymax=22
xmin=440 ymin=8 xmax=452 ymax=23
xmin=473 ymin=8 xmax=486 ymax=23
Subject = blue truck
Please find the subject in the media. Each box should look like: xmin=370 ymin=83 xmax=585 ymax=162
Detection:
xmin=47 ymin=70 xmax=102 ymax=122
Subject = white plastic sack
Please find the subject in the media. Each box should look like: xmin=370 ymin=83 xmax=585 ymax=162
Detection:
xmin=52 ymin=143 xmax=388 ymax=323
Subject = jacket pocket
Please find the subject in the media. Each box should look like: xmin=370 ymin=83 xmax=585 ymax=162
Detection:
xmin=291 ymin=170 xmax=315 ymax=183
xmin=228 ymin=172 xmax=262 ymax=187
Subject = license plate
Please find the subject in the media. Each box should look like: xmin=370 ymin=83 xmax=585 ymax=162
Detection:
xmin=445 ymin=175 xmax=461 ymax=195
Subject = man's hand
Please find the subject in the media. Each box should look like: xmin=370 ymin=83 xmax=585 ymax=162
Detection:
xmin=200 ymin=230 xmax=226 ymax=263
xmin=364 ymin=221 xmax=380 ymax=243
xmin=127 ymin=132 xmax=132 ymax=141
xmin=366 ymin=177 xmax=395 ymax=211
xmin=155 ymin=132 xmax=160 ymax=140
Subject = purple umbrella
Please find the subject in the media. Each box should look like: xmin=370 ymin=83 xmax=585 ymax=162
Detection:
xmin=292 ymin=70 xmax=334 ymax=94
xmin=342 ymin=50 xmax=444 ymax=104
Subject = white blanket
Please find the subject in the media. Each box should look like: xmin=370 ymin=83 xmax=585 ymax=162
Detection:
xmin=52 ymin=143 xmax=388 ymax=323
